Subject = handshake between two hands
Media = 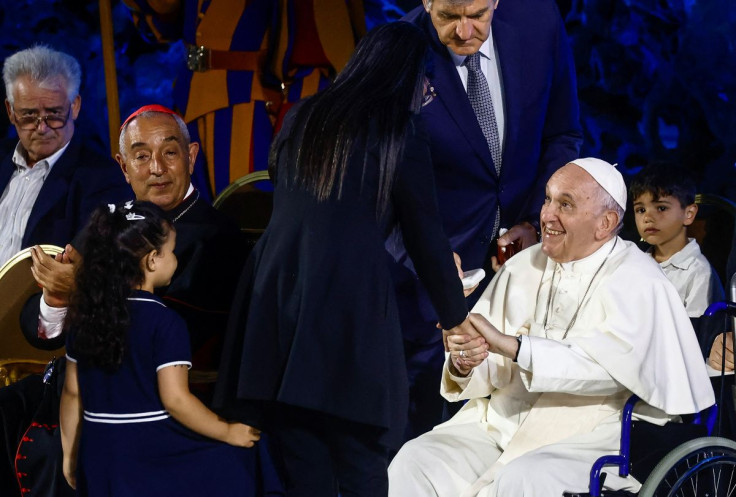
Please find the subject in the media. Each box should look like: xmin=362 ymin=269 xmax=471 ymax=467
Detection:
xmin=445 ymin=242 xmax=530 ymax=376
xmin=442 ymin=313 xmax=491 ymax=377
xmin=440 ymin=313 xmax=519 ymax=377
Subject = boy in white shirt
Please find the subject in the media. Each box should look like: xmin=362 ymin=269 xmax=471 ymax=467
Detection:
xmin=631 ymin=165 xmax=725 ymax=317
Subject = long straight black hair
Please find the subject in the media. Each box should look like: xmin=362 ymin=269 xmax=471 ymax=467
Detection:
xmin=284 ymin=21 xmax=430 ymax=215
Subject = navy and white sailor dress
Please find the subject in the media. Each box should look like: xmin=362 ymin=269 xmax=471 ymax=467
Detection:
xmin=66 ymin=290 xmax=257 ymax=496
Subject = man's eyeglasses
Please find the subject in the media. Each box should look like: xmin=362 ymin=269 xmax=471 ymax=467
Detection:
xmin=12 ymin=105 xmax=72 ymax=131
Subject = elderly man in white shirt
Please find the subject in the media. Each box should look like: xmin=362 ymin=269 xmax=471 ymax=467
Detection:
xmin=388 ymin=158 xmax=715 ymax=497
xmin=0 ymin=142 xmax=68 ymax=264
xmin=0 ymin=44 xmax=130 ymax=494
xmin=0 ymin=45 xmax=130 ymax=267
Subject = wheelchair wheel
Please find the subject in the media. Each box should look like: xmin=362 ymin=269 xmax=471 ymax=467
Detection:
xmin=638 ymin=436 xmax=736 ymax=497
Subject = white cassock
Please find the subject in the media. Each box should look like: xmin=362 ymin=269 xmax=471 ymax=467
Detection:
xmin=388 ymin=237 xmax=715 ymax=497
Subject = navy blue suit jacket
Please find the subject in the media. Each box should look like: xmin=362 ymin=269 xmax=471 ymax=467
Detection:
xmin=0 ymin=136 xmax=132 ymax=251
xmin=393 ymin=1 xmax=583 ymax=342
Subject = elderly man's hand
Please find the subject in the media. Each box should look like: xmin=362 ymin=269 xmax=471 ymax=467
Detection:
xmin=30 ymin=244 xmax=79 ymax=308
xmin=709 ymin=333 xmax=734 ymax=372
xmin=491 ymin=221 xmax=539 ymax=272
xmin=441 ymin=315 xmax=482 ymax=351
xmin=468 ymin=313 xmax=520 ymax=360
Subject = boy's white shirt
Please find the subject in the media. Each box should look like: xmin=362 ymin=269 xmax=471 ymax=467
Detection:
xmin=650 ymin=237 xmax=724 ymax=317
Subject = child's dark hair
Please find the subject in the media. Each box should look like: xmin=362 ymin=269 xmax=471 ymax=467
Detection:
xmin=630 ymin=163 xmax=697 ymax=208
xmin=65 ymin=200 xmax=174 ymax=371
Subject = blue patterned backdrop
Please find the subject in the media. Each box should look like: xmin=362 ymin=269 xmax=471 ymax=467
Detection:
xmin=1 ymin=0 xmax=735 ymax=197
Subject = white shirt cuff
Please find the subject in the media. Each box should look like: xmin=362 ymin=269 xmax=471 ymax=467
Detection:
xmin=39 ymin=298 xmax=67 ymax=340
xmin=516 ymin=335 xmax=532 ymax=370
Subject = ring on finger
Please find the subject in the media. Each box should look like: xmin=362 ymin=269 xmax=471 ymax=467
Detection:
xmin=459 ymin=350 xmax=466 ymax=358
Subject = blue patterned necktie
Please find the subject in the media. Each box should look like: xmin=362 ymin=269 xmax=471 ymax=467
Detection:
xmin=464 ymin=52 xmax=502 ymax=175
xmin=465 ymin=52 xmax=502 ymax=239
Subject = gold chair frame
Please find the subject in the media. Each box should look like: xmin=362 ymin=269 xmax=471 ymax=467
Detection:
xmin=0 ymin=245 xmax=65 ymax=372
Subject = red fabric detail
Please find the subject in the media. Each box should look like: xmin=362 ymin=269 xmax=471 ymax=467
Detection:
xmin=29 ymin=422 xmax=57 ymax=429
xmin=37 ymin=324 xmax=48 ymax=340
xmin=120 ymin=104 xmax=182 ymax=131
xmin=15 ymin=422 xmax=33 ymax=491
xmin=290 ymin=0 xmax=330 ymax=68
xmin=273 ymin=101 xmax=296 ymax=135
xmin=15 ymin=420 xmax=61 ymax=493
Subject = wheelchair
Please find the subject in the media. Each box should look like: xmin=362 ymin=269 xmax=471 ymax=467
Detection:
xmin=565 ymin=301 xmax=736 ymax=497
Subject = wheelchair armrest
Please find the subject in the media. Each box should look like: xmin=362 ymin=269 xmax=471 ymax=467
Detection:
xmin=588 ymin=394 xmax=640 ymax=497
xmin=704 ymin=301 xmax=736 ymax=317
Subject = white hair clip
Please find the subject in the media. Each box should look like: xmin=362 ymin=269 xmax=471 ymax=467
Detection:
xmin=126 ymin=212 xmax=145 ymax=221
xmin=124 ymin=200 xmax=134 ymax=210
xmin=108 ymin=204 xmax=116 ymax=213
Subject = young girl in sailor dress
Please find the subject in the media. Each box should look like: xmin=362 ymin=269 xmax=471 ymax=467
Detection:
xmin=60 ymin=200 xmax=260 ymax=496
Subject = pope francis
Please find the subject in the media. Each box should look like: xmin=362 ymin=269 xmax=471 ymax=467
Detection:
xmin=388 ymin=158 xmax=715 ymax=496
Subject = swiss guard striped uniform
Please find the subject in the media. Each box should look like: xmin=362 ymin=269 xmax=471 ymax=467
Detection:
xmin=124 ymin=0 xmax=366 ymax=201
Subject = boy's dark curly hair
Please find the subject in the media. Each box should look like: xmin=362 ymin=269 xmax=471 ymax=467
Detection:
xmin=65 ymin=200 xmax=173 ymax=371
xmin=630 ymin=162 xmax=697 ymax=208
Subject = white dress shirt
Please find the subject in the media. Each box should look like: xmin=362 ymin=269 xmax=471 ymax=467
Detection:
xmin=448 ymin=30 xmax=506 ymax=152
xmin=39 ymin=298 xmax=67 ymax=339
xmin=0 ymin=141 xmax=71 ymax=266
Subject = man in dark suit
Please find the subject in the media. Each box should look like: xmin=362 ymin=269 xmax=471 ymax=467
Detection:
xmin=392 ymin=0 xmax=583 ymax=438
xmin=0 ymin=46 xmax=131 ymax=496
xmin=0 ymin=45 xmax=131 ymax=267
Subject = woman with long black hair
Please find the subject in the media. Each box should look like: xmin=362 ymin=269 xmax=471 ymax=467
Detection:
xmin=215 ymin=21 xmax=479 ymax=496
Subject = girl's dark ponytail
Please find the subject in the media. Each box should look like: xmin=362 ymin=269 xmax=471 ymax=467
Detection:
xmin=65 ymin=200 xmax=172 ymax=371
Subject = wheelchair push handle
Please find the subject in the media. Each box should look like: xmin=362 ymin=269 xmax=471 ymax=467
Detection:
xmin=704 ymin=301 xmax=736 ymax=317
